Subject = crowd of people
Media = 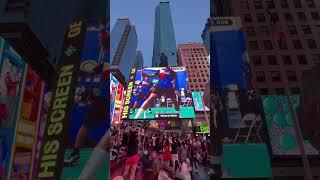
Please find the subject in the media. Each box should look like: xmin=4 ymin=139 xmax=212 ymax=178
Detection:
xmin=110 ymin=124 xmax=210 ymax=180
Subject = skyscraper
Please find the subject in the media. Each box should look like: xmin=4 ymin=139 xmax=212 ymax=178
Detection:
xmin=135 ymin=51 xmax=144 ymax=69
xmin=152 ymin=1 xmax=177 ymax=67
xmin=111 ymin=18 xmax=138 ymax=82
xmin=178 ymin=43 xmax=210 ymax=126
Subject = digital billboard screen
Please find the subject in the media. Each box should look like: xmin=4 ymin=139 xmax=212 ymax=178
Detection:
xmin=110 ymin=74 xmax=124 ymax=124
xmin=261 ymin=95 xmax=319 ymax=155
xmin=0 ymin=37 xmax=27 ymax=180
xmin=121 ymin=67 xmax=195 ymax=120
xmin=192 ymin=91 xmax=209 ymax=111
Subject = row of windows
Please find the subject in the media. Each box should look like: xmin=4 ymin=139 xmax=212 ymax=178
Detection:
xmin=184 ymin=61 xmax=209 ymax=65
xmin=251 ymin=54 xmax=308 ymax=66
xmin=246 ymin=24 xmax=317 ymax=37
xmin=243 ymin=11 xmax=319 ymax=23
xmin=255 ymin=70 xmax=299 ymax=82
xmin=259 ymin=87 xmax=301 ymax=95
xmin=183 ymin=57 xmax=209 ymax=62
xmin=240 ymin=0 xmax=316 ymax=10
xmin=189 ymin=78 xmax=209 ymax=83
xmin=248 ymin=39 xmax=318 ymax=50
xmin=186 ymin=65 xmax=210 ymax=69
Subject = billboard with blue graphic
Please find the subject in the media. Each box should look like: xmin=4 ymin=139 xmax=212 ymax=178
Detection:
xmin=210 ymin=17 xmax=262 ymax=129
xmin=122 ymin=67 xmax=195 ymax=120
xmin=0 ymin=37 xmax=27 ymax=180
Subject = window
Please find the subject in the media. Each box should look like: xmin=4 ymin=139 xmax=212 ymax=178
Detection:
xmin=292 ymin=40 xmax=303 ymax=49
xmin=271 ymin=71 xmax=282 ymax=82
xmin=257 ymin=13 xmax=266 ymax=22
xmin=268 ymin=55 xmax=278 ymax=65
xmin=275 ymin=88 xmax=285 ymax=94
xmin=240 ymin=0 xmax=250 ymax=10
xmin=293 ymin=0 xmax=302 ymax=8
xmin=252 ymin=55 xmax=262 ymax=66
xmin=254 ymin=0 xmax=263 ymax=9
xmin=282 ymin=55 xmax=292 ymax=65
xmin=301 ymin=25 xmax=312 ymax=34
xmin=307 ymin=39 xmax=317 ymax=49
xmin=280 ymin=0 xmax=289 ymax=8
xmin=278 ymin=39 xmax=288 ymax=49
xmin=246 ymin=27 xmax=256 ymax=36
xmin=258 ymin=26 xmax=270 ymax=35
xmin=312 ymin=54 xmax=320 ymax=64
xmin=311 ymin=12 xmax=320 ymax=20
xmin=306 ymin=0 xmax=316 ymax=8
xmin=259 ymin=88 xmax=269 ymax=95
xmin=265 ymin=0 xmax=275 ymax=9
xmin=256 ymin=71 xmax=266 ymax=82
xmin=243 ymin=14 xmax=252 ymax=22
xmin=297 ymin=55 xmax=307 ymax=64
xmin=297 ymin=12 xmax=307 ymax=20
xmin=263 ymin=40 xmax=273 ymax=49
xmin=284 ymin=13 xmax=293 ymax=21
xmin=249 ymin=41 xmax=259 ymax=50
xmin=287 ymin=71 xmax=297 ymax=81
xmin=290 ymin=87 xmax=301 ymax=94
xmin=288 ymin=25 xmax=298 ymax=34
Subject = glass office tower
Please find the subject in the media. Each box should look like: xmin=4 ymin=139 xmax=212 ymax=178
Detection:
xmin=152 ymin=2 xmax=177 ymax=67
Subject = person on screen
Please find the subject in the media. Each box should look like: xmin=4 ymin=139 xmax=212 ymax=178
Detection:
xmin=134 ymin=66 xmax=180 ymax=119
xmin=130 ymin=76 xmax=153 ymax=115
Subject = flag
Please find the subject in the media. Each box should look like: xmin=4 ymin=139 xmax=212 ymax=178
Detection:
xmin=266 ymin=9 xmax=286 ymax=46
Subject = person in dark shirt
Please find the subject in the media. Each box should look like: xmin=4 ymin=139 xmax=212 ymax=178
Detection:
xmin=123 ymin=131 xmax=139 ymax=180
xmin=171 ymin=138 xmax=179 ymax=172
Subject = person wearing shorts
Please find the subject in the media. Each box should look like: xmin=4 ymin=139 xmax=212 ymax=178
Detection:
xmin=123 ymin=131 xmax=139 ymax=180
xmin=130 ymin=76 xmax=153 ymax=115
xmin=134 ymin=66 xmax=180 ymax=119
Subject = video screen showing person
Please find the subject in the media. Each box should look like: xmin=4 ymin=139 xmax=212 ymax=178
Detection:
xmin=126 ymin=66 xmax=195 ymax=120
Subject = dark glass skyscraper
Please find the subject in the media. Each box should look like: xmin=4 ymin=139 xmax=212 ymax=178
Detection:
xmin=152 ymin=2 xmax=177 ymax=67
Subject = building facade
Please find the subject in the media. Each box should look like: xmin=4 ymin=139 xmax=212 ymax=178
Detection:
xmin=177 ymin=43 xmax=210 ymax=127
xmin=110 ymin=18 xmax=138 ymax=82
xmin=135 ymin=51 xmax=144 ymax=69
xmin=230 ymin=0 xmax=320 ymax=96
xmin=152 ymin=1 xmax=178 ymax=67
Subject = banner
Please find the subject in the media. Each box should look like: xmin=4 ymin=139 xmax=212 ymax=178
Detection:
xmin=36 ymin=21 xmax=86 ymax=179
xmin=10 ymin=67 xmax=44 ymax=179
xmin=261 ymin=95 xmax=319 ymax=155
xmin=0 ymin=37 xmax=27 ymax=180
xmin=122 ymin=67 xmax=195 ymax=120
xmin=31 ymin=85 xmax=52 ymax=180
xmin=61 ymin=21 xmax=110 ymax=180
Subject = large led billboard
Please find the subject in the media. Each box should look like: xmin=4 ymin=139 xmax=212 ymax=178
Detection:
xmin=261 ymin=95 xmax=319 ymax=155
xmin=210 ymin=17 xmax=262 ymax=129
xmin=0 ymin=37 xmax=27 ymax=180
xmin=110 ymin=74 xmax=124 ymax=124
xmin=192 ymin=91 xmax=210 ymax=111
xmin=36 ymin=21 xmax=110 ymax=180
xmin=121 ymin=67 xmax=195 ymax=120
xmin=10 ymin=67 xmax=44 ymax=179
xmin=60 ymin=21 xmax=110 ymax=180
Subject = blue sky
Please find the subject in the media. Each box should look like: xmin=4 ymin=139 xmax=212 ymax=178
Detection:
xmin=111 ymin=0 xmax=209 ymax=66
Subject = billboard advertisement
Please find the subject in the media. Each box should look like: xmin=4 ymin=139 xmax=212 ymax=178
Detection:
xmin=0 ymin=37 xmax=27 ymax=180
xmin=31 ymin=85 xmax=52 ymax=180
xmin=192 ymin=91 xmax=209 ymax=111
xmin=37 ymin=20 xmax=110 ymax=180
xmin=121 ymin=67 xmax=195 ymax=120
xmin=210 ymin=17 xmax=262 ymax=129
xmin=10 ymin=67 xmax=44 ymax=179
xmin=110 ymin=74 xmax=124 ymax=124
xmin=113 ymin=81 xmax=124 ymax=124
xmin=261 ymin=95 xmax=319 ymax=155
xmin=61 ymin=22 xmax=110 ymax=179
